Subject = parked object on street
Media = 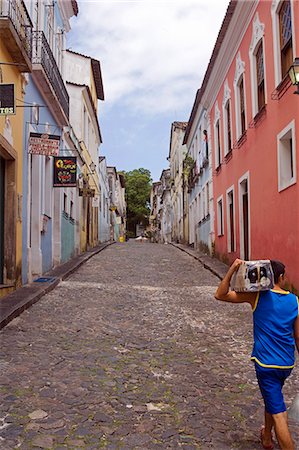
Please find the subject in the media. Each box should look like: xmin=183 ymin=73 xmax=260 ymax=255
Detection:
xmin=135 ymin=236 xmax=148 ymax=242
xmin=231 ymin=260 xmax=274 ymax=292
xmin=288 ymin=394 xmax=299 ymax=423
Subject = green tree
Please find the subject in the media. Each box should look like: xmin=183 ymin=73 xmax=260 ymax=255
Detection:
xmin=120 ymin=168 xmax=152 ymax=235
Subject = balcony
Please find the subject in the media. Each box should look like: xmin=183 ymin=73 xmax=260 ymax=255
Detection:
xmin=0 ymin=0 xmax=32 ymax=71
xmin=32 ymin=31 xmax=69 ymax=125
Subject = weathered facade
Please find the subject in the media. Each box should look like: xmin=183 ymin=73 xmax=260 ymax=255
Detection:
xmin=149 ymin=181 xmax=162 ymax=242
xmin=159 ymin=169 xmax=172 ymax=244
xmin=107 ymin=167 xmax=126 ymax=241
xmin=98 ymin=156 xmax=110 ymax=243
xmin=168 ymin=122 xmax=188 ymax=244
xmin=21 ymin=0 xmax=78 ymax=284
xmin=0 ymin=0 xmax=32 ymax=295
xmin=65 ymin=49 xmax=104 ymax=252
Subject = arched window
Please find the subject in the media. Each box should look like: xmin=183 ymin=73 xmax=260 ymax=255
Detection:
xmin=249 ymin=13 xmax=266 ymax=117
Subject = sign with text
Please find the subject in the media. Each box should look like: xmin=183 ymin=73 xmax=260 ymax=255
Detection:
xmin=53 ymin=156 xmax=77 ymax=187
xmin=79 ymin=188 xmax=95 ymax=197
xmin=29 ymin=133 xmax=60 ymax=156
xmin=0 ymin=84 xmax=15 ymax=115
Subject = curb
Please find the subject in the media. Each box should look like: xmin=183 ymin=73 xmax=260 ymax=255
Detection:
xmin=170 ymin=243 xmax=227 ymax=280
xmin=0 ymin=242 xmax=114 ymax=331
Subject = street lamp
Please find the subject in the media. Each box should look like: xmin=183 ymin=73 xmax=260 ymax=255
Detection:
xmin=89 ymin=162 xmax=96 ymax=174
xmin=288 ymin=58 xmax=299 ymax=94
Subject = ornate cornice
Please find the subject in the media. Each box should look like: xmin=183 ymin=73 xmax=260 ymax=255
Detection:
xmin=234 ymin=52 xmax=245 ymax=85
xmin=249 ymin=12 xmax=265 ymax=53
xmin=214 ymin=101 xmax=220 ymax=125
xmin=222 ymin=79 xmax=231 ymax=107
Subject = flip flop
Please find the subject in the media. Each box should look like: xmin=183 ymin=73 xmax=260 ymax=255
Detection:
xmin=260 ymin=426 xmax=274 ymax=450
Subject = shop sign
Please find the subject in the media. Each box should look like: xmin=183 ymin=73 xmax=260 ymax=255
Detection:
xmin=53 ymin=156 xmax=77 ymax=187
xmin=0 ymin=84 xmax=15 ymax=115
xmin=79 ymin=188 xmax=95 ymax=197
xmin=29 ymin=132 xmax=60 ymax=156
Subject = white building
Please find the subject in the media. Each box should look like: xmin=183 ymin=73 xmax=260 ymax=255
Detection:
xmin=65 ymin=50 xmax=104 ymax=252
xmin=159 ymin=169 xmax=172 ymax=244
xmin=98 ymin=156 xmax=110 ymax=243
xmin=183 ymin=94 xmax=213 ymax=254
xmin=168 ymin=121 xmax=188 ymax=243
xmin=107 ymin=167 xmax=126 ymax=241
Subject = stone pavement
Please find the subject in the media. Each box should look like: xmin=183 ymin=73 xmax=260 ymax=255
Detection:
xmin=0 ymin=242 xmax=113 ymax=331
xmin=169 ymin=244 xmax=228 ymax=280
xmin=0 ymin=241 xmax=298 ymax=450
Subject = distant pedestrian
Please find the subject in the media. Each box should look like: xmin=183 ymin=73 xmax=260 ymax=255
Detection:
xmin=215 ymin=259 xmax=299 ymax=450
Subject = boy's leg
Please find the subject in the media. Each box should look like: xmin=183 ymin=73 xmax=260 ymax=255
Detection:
xmin=262 ymin=410 xmax=274 ymax=446
xmin=272 ymin=411 xmax=294 ymax=450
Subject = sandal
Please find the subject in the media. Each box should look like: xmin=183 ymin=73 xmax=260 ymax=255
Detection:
xmin=260 ymin=426 xmax=274 ymax=450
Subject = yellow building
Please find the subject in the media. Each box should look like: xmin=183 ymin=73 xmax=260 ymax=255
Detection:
xmin=0 ymin=1 xmax=32 ymax=296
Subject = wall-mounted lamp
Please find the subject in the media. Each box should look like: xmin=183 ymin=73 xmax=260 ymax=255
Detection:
xmin=288 ymin=58 xmax=299 ymax=94
xmin=89 ymin=162 xmax=96 ymax=174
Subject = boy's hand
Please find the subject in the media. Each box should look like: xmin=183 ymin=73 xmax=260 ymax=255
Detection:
xmin=229 ymin=258 xmax=244 ymax=274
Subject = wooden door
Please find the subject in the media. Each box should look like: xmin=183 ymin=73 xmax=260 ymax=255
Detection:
xmin=243 ymin=191 xmax=249 ymax=260
xmin=0 ymin=157 xmax=4 ymax=283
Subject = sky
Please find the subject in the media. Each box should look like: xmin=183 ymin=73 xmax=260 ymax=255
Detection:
xmin=68 ymin=0 xmax=229 ymax=181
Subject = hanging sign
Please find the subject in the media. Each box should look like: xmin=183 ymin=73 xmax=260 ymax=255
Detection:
xmin=53 ymin=156 xmax=77 ymax=187
xmin=0 ymin=83 xmax=15 ymax=115
xmin=79 ymin=188 xmax=95 ymax=197
xmin=29 ymin=132 xmax=60 ymax=156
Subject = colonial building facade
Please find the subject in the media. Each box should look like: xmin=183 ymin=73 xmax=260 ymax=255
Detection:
xmin=185 ymin=0 xmax=299 ymax=289
xmin=65 ymin=49 xmax=104 ymax=252
xmin=168 ymin=121 xmax=188 ymax=244
xmin=21 ymin=1 xmax=78 ymax=284
xmin=0 ymin=0 xmax=32 ymax=295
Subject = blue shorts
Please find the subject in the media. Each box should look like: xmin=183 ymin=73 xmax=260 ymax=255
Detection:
xmin=255 ymin=363 xmax=292 ymax=414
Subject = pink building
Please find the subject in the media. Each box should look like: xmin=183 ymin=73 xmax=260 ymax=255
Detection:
xmin=195 ymin=1 xmax=299 ymax=290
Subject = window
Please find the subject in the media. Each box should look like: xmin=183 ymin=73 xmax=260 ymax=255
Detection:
xmin=227 ymin=189 xmax=235 ymax=252
xmin=239 ymin=77 xmax=246 ymax=135
xmin=279 ymin=1 xmax=293 ymax=79
xmin=202 ymin=187 xmax=205 ymax=219
xmin=206 ymin=182 xmax=210 ymax=216
xmin=70 ymin=200 xmax=74 ymax=219
xmin=225 ymin=100 xmax=232 ymax=154
xmin=215 ymin=120 xmax=221 ymax=167
xmin=277 ymin=120 xmax=296 ymax=191
xmin=217 ymin=197 xmax=224 ymax=236
xmin=256 ymin=41 xmax=265 ymax=112
xmin=63 ymin=193 xmax=67 ymax=214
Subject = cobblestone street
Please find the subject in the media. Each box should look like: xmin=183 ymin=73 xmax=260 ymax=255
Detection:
xmin=0 ymin=242 xmax=298 ymax=450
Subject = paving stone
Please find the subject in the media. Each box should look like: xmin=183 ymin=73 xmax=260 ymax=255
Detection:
xmin=31 ymin=434 xmax=54 ymax=448
xmin=0 ymin=242 xmax=298 ymax=450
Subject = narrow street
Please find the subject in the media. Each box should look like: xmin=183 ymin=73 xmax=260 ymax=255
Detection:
xmin=0 ymin=242 xmax=298 ymax=450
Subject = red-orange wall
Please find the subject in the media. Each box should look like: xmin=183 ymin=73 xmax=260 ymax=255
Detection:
xmin=211 ymin=1 xmax=299 ymax=290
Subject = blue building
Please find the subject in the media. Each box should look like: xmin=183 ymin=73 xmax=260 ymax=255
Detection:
xmin=183 ymin=99 xmax=213 ymax=255
xmin=22 ymin=1 xmax=78 ymax=283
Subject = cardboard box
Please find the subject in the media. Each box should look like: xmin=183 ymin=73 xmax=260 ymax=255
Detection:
xmin=231 ymin=260 xmax=274 ymax=292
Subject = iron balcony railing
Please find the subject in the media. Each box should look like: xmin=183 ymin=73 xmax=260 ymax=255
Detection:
xmin=32 ymin=31 xmax=69 ymax=119
xmin=0 ymin=0 xmax=33 ymax=60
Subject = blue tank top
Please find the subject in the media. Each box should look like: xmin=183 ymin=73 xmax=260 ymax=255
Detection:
xmin=251 ymin=289 xmax=299 ymax=369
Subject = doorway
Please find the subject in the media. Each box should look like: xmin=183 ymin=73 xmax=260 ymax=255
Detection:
xmin=239 ymin=177 xmax=250 ymax=260
xmin=0 ymin=156 xmax=4 ymax=284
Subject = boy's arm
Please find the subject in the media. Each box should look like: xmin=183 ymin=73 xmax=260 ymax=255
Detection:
xmin=214 ymin=258 xmax=256 ymax=307
xmin=294 ymin=313 xmax=299 ymax=355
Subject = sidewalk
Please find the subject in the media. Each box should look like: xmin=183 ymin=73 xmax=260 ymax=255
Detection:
xmin=170 ymin=242 xmax=228 ymax=280
xmin=0 ymin=242 xmax=114 ymax=330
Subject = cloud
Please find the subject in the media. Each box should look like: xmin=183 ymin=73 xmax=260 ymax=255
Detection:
xmin=69 ymin=0 xmax=229 ymax=116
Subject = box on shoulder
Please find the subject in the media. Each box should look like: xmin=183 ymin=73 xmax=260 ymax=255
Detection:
xmin=231 ymin=260 xmax=274 ymax=292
